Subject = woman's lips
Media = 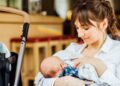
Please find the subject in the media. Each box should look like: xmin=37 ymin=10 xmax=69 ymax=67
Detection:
xmin=82 ymin=37 xmax=89 ymax=40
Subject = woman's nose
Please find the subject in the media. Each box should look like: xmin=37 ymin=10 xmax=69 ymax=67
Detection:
xmin=77 ymin=29 xmax=85 ymax=38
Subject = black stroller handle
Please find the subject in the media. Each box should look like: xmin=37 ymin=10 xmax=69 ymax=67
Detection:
xmin=0 ymin=7 xmax=30 ymax=86
xmin=22 ymin=23 xmax=29 ymax=40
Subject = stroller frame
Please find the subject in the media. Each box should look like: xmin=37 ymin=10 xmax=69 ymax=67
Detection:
xmin=0 ymin=7 xmax=29 ymax=86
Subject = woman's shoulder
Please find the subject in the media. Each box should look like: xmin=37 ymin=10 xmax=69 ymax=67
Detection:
xmin=105 ymin=35 xmax=120 ymax=49
xmin=111 ymin=39 xmax=120 ymax=49
xmin=100 ymin=36 xmax=120 ymax=56
xmin=109 ymin=38 xmax=120 ymax=58
xmin=108 ymin=39 xmax=120 ymax=63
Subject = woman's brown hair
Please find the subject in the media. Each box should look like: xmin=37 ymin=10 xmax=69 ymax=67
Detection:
xmin=71 ymin=0 xmax=120 ymax=39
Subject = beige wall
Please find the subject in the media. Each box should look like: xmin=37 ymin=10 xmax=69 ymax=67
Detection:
xmin=0 ymin=13 xmax=63 ymax=50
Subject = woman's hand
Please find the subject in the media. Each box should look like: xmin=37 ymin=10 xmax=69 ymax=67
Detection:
xmin=73 ymin=57 xmax=107 ymax=77
xmin=54 ymin=76 xmax=85 ymax=86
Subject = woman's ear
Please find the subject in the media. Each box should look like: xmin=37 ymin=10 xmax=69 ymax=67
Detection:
xmin=99 ymin=18 xmax=108 ymax=31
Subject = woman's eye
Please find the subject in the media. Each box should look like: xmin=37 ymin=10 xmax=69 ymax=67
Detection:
xmin=75 ymin=27 xmax=79 ymax=29
xmin=84 ymin=28 xmax=89 ymax=30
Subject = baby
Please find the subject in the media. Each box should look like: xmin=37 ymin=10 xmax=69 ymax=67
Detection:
xmin=40 ymin=57 xmax=98 ymax=82
xmin=40 ymin=57 xmax=110 ymax=86
xmin=40 ymin=57 xmax=65 ymax=78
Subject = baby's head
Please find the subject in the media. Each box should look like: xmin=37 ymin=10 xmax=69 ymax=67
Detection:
xmin=40 ymin=57 xmax=65 ymax=78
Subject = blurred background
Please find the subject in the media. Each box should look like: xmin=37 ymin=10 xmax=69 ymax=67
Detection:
xmin=0 ymin=0 xmax=120 ymax=86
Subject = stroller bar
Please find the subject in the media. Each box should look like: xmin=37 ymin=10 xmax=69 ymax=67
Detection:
xmin=0 ymin=6 xmax=30 ymax=23
xmin=14 ymin=23 xmax=29 ymax=86
xmin=22 ymin=23 xmax=29 ymax=40
xmin=0 ymin=7 xmax=29 ymax=86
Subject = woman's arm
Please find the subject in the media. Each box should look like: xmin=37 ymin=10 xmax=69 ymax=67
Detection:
xmin=35 ymin=72 xmax=86 ymax=86
xmin=35 ymin=72 xmax=58 ymax=86
xmin=54 ymin=76 xmax=85 ymax=86
xmin=73 ymin=57 xmax=120 ymax=86
xmin=73 ymin=57 xmax=107 ymax=77
xmin=99 ymin=62 xmax=120 ymax=86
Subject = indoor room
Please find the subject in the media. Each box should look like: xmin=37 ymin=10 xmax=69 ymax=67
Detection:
xmin=0 ymin=0 xmax=120 ymax=86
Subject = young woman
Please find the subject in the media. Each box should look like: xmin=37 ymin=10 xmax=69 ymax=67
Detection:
xmin=35 ymin=0 xmax=120 ymax=86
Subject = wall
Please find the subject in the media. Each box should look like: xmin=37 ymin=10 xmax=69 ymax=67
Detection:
xmin=0 ymin=13 xmax=63 ymax=49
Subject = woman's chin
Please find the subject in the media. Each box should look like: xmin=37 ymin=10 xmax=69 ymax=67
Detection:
xmin=83 ymin=40 xmax=93 ymax=45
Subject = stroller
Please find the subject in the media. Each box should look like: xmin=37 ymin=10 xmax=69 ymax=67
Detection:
xmin=0 ymin=7 xmax=29 ymax=86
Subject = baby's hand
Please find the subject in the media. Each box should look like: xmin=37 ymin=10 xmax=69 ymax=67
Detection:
xmin=72 ymin=58 xmax=82 ymax=68
xmin=72 ymin=58 xmax=92 ymax=68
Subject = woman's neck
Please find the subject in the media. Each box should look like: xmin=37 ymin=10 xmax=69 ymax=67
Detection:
xmin=87 ymin=33 xmax=107 ymax=50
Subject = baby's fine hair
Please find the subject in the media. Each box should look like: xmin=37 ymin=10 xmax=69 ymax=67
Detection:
xmin=72 ymin=0 xmax=120 ymax=39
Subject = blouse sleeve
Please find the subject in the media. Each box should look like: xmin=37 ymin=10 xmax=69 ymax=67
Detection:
xmin=53 ymin=43 xmax=81 ymax=60
xmin=35 ymin=72 xmax=57 ymax=86
xmin=99 ymin=63 xmax=120 ymax=86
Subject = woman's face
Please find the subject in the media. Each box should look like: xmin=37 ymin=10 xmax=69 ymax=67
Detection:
xmin=75 ymin=19 xmax=103 ymax=45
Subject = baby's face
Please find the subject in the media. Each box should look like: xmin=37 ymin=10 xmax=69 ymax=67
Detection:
xmin=46 ymin=68 xmax=63 ymax=77
xmin=42 ymin=63 xmax=64 ymax=78
xmin=40 ymin=57 xmax=65 ymax=78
